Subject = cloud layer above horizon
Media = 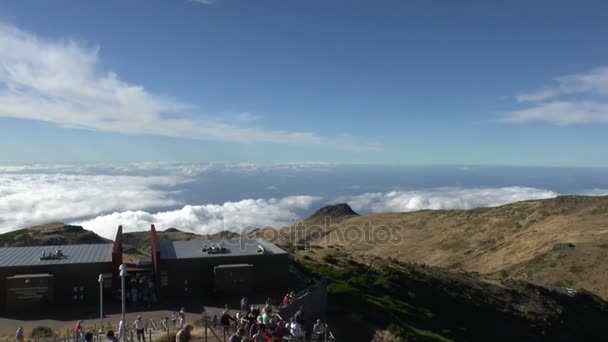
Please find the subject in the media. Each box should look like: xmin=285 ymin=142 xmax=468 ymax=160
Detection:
xmin=340 ymin=187 xmax=558 ymax=213
xmin=0 ymin=23 xmax=377 ymax=151
xmin=0 ymin=162 xmax=588 ymax=240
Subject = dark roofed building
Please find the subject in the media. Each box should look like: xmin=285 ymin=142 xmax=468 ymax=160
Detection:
xmin=0 ymin=228 xmax=123 ymax=314
xmin=156 ymin=238 xmax=289 ymax=298
xmin=0 ymin=225 xmax=291 ymax=313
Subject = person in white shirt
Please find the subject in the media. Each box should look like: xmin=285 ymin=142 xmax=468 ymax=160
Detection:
xmin=133 ymin=316 xmax=146 ymax=342
xmin=118 ymin=319 xmax=125 ymax=341
xmin=289 ymin=318 xmax=304 ymax=341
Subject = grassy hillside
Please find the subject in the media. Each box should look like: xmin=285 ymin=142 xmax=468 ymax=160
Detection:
xmin=0 ymin=222 xmax=110 ymax=247
xmin=258 ymin=195 xmax=608 ymax=298
xmin=295 ymin=254 xmax=608 ymax=341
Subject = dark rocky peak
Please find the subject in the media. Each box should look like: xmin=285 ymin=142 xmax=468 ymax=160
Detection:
xmin=308 ymin=203 xmax=359 ymax=220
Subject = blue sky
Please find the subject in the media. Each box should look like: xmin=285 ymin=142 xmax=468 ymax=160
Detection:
xmin=0 ymin=0 xmax=607 ymax=166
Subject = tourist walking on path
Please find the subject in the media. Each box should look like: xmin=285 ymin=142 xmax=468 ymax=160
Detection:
xmin=133 ymin=316 xmax=146 ymax=342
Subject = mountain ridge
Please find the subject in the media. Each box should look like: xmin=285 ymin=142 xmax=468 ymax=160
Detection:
xmin=4 ymin=195 xmax=608 ymax=297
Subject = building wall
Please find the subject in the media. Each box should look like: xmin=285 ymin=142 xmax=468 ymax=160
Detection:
xmin=0 ymin=262 xmax=114 ymax=313
xmin=159 ymin=253 xmax=290 ymax=299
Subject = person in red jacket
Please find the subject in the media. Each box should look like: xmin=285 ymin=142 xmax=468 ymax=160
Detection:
xmin=282 ymin=293 xmax=290 ymax=307
xmin=74 ymin=321 xmax=83 ymax=341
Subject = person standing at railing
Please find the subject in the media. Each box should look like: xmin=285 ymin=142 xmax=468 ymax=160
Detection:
xmin=228 ymin=328 xmax=244 ymax=342
xmin=175 ymin=325 xmax=192 ymax=342
xmin=282 ymin=293 xmax=290 ymax=307
xmin=312 ymin=319 xmax=326 ymax=341
xmin=178 ymin=308 xmax=186 ymax=328
xmin=289 ymin=317 xmax=304 ymax=341
xmin=201 ymin=307 xmax=210 ymax=324
xmin=118 ymin=319 xmax=125 ymax=341
xmin=240 ymin=297 xmax=248 ymax=312
xmin=16 ymin=326 xmax=24 ymax=342
xmin=220 ymin=310 xmax=236 ymax=335
xmin=107 ymin=330 xmax=119 ymax=342
xmin=74 ymin=321 xmax=83 ymax=341
xmin=133 ymin=316 xmax=146 ymax=342
xmin=84 ymin=330 xmax=93 ymax=342
xmin=289 ymin=291 xmax=295 ymax=304
xmin=267 ymin=318 xmax=283 ymax=342
xmin=294 ymin=306 xmax=305 ymax=325
xmin=252 ymin=325 xmax=266 ymax=342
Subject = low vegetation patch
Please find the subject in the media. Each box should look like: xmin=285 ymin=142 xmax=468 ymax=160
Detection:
xmin=30 ymin=326 xmax=55 ymax=338
xmin=294 ymin=255 xmax=608 ymax=341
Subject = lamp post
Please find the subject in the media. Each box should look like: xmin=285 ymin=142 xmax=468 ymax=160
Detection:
xmin=98 ymin=274 xmax=104 ymax=333
xmin=119 ymin=264 xmax=128 ymax=342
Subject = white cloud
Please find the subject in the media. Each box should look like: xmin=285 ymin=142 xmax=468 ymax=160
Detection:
xmin=0 ymin=173 xmax=187 ymax=234
xmin=74 ymin=195 xmax=321 ymax=240
xmin=503 ymin=67 xmax=608 ymax=124
xmin=516 ymin=67 xmax=608 ymax=102
xmin=0 ymin=163 xmax=322 ymax=239
xmin=581 ymin=189 xmax=608 ymax=196
xmin=0 ymin=161 xmax=340 ymax=177
xmin=190 ymin=0 xmax=216 ymax=4
xmin=339 ymin=187 xmax=558 ymax=213
xmin=501 ymin=101 xmax=608 ymax=125
xmin=0 ymin=23 xmax=378 ymax=152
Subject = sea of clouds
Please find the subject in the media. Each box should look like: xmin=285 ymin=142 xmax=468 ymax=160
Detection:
xmin=0 ymin=163 xmax=606 ymax=240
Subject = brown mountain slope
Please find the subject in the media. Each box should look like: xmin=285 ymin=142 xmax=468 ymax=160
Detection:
xmin=257 ymin=196 xmax=608 ymax=298
xmin=0 ymin=222 xmax=110 ymax=247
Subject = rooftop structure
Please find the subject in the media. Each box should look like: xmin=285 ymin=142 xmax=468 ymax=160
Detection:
xmin=159 ymin=238 xmax=287 ymax=260
xmin=0 ymin=243 xmax=114 ymax=267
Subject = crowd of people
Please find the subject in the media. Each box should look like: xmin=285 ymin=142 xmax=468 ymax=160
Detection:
xmin=14 ymin=294 xmax=329 ymax=342
xmin=211 ymin=296 xmax=328 ymax=342
xmin=116 ymin=274 xmax=158 ymax=308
